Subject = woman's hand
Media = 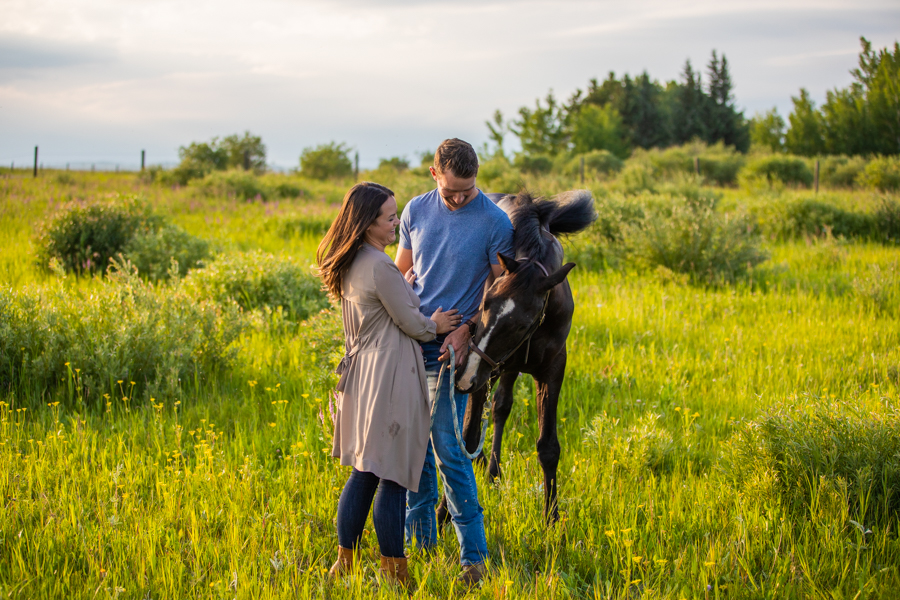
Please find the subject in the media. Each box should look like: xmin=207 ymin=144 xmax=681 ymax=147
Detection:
xmin=404 ymin=266 xmax=417 ymax=286
xmin=430 ymin=307 xmax=461 ymax=334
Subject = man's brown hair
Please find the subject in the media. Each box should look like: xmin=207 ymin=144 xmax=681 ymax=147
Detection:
xmin=433 ymin=138 xmax=479 ymax=178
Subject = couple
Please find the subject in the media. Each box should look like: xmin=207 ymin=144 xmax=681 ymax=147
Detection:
xmin=316 ymin=138 xmax=514 ymax=587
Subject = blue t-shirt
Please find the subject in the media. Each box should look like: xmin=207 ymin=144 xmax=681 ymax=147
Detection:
xmin=399 ymin=189 xmax=514 ymax=322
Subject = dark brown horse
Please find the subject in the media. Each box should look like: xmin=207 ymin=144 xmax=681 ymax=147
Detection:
xmin=440 ymin=190 xmax=596 ymax=523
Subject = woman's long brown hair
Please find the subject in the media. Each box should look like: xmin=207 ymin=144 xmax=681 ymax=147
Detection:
xmin=316 ymin=182 xmax=394 ymax=300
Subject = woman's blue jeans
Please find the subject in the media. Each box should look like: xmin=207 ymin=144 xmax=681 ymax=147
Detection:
xmin=405 ymin=339 xmax=489 ymax=567
xmin=337 ymin=468 xmax=406 ymax=558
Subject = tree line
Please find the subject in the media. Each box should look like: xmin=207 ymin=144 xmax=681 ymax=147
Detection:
xmin=752 ymin=38 xmax=900 ymax=157
xmin=491 ymin=37 xmax=898 ymax=165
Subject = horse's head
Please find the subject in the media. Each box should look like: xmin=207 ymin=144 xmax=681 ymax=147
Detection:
xmin=456 ymin=253 xmax=575 ymax=393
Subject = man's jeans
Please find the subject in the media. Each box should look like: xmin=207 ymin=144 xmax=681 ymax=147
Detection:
xmin=406 ymin=338 xmax=489 ymax=566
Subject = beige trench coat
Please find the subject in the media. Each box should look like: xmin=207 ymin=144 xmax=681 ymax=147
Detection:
xmin=331 ymin=243 xmax=437 ymax=492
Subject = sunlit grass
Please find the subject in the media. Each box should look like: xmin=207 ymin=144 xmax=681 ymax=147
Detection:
xmin=1 ymin=171 xmax=899 ymax=598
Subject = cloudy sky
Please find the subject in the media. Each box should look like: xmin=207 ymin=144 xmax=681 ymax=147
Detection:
xmin=1 ymin=0 xmax=898 ymax=170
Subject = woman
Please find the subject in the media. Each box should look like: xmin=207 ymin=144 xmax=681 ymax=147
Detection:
xmin=316 ymin=182 xmax=460 ymax=586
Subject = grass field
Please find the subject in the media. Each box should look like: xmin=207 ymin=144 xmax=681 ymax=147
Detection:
xmin=1 ymin=169 xmax=899 ymax=599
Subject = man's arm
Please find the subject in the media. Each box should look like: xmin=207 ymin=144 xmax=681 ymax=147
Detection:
xmin=395 ymin=246 xmax=413 ymax=275
xmin=439 ymin=262 xmax=504 ymax=366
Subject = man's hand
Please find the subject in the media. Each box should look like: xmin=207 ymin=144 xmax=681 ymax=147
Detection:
xmin=439 ymin=324 xmax=470 ymax=367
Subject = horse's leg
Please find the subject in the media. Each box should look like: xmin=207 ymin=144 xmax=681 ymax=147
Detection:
xmin=462 ymin=387 xmax=489 ymax=467
xmin=487 ymin=371 xmax=519 ymax=483
xmin=535 ymin=364 xmax=565 ymax=524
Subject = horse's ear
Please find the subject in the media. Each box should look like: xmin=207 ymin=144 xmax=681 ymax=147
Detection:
xmin=497 ymin=253 xmax=520 ymax=273
xmin=539 ymin=262 xmax=576 ymax=292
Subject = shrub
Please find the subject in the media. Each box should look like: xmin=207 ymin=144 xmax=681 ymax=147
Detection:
xmin=631 ymin=141 xmax=746 ymax=186
xmin=477 ymin=155 xmax=523 ymax=194
xmin=514 ymin=153 xmax=553 ymax=175
xmin=818 ymin=155 xmax=867 ymax=188
xmin=0 ymin=260 xmax=241 ymax=403
xmin=35 ymin=196 xmax=163 ymax=276
xmin=190 ymin=169 xmax=269 ymax=200
xmin=721 ymin=400 xmax=900 ymax=524
xmin=627 ymin=195 xmax=768 ymax=285
xmin=875 ymin=198 xmax=900 ymax=243
xmin=300 ymin=142 xmax=353 ymax=180
xmin=124 ymin=224 xmax=210 ymax=282
xmin=740 ymin=155 xmax=814 ymax=187
xmin=781 ymin=199 xmax=875 ymax=240
xmin=378 ymin=157 xmax=410 ymax=172
xmin=564 ymin=150 xmax=624 ymax=178
xmin=857 ymin=155 xmax=900 ymax=192
xmin=263 ymin=178 xmax=304 ymax=199
xmin=182 ymin=251 xmax=330 ymax=322
xmin=138 ymin=165 xmax=167 ymax=185
xmin=171 ymin=132 xmax=267 ymax=185
xmin=616 ymin=162 xmax=657 ymax=194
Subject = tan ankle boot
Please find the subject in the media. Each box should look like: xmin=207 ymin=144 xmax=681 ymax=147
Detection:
xmin=329 ymin=546 xmax=355 ymax=579
xmin=379 ymin=555 xmax=411 ymax=587
xmin=458 ymin=562 xmax=486 ymax=586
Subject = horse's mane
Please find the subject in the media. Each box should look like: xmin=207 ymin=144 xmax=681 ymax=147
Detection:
xmin=507 ymin=190 xmax=596 ymax=267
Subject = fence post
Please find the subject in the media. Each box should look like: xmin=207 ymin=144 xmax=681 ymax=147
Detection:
xmin=243 ymin=150 xmax=250 ymax=171
xmin=33 ymin=146 xmax=38 ymax=177
xmin=694 ymin=156 xmax=700 ymax=176
xmin=580 ymin=155 xmax=585 ymax=185
xmin=141 ymin=150 xmax=146 ymax=171
xmin=354 ymin=152 xmax=359 ymax=181
xmin=814 ymin=159 xmax=820 ymax=195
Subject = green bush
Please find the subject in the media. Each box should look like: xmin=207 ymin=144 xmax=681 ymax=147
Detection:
xmin=182 ymin=251 xmax=330 ymax=322
xmin=627 ymin=195 xmax=768 ymax=285
xmin=170 ymin=132 xmax=267 ymax=185
xmin=300 ymin=142 xmax=353 ymax=180
xmin=818 ymin=155 xmax=867 ymax=188
xmin=124 ymin=224 xmax=210 ymax=281
xmin=0 ymin=260 xmax=241 ymax=403
xmin=35 ymin=196 xmax=163 ymax=276
xmin=35 ymin=195 xmax=210 ymax=280
xmin=616 ymin=162 xmax=658 ymax=194
xmin=514 ymin=153 xmax=553 ymax=175
xmin=721 ymin=400 xmax=900 ymax=524
xmin=857 ymin=155 xmax=900 ymax=192
xmin=740 ymin=155 xmax=814 ymax=187
xmin=875 ymin=198 xmax=900 ymax=243
xmin=54 ymin=172 xmax=75 ymax=185
xmin=564 ymin=150 xmax=624 ymax=178
xmin=477 ymin=155 xmax=523 ymax=193
xmin=190 ymin=169 xmax=269 ymax=200
xmin=780 ymin=199 xmax=876 ymax=240
xmin=630 ymin=141 xmax=746 ymax=186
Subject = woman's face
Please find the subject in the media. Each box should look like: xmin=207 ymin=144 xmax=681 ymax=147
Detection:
xmin=364 ymin=195 xmax=399 ymax=251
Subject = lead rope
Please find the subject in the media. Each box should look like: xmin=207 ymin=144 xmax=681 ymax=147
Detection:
xmin=430 ymin=346 xmax=492 ymax=461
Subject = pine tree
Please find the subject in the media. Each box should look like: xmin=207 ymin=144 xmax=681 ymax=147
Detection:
xmin=785 ymin=89 xmax=825 ymax=156
xmin=705 ymin=51 xmax=750 ymax=151
xmin=672 ymin=60 xmax=707 ymax=144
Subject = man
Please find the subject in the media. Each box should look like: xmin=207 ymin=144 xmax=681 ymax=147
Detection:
xmin=395 ymin=138 xmax=514 ymax=584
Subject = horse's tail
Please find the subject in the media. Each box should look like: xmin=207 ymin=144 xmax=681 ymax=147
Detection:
xmin=543 ymin=190 xmax=596 ymax=236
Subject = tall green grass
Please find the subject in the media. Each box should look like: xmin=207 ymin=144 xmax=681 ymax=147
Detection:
xmin=1 ymin=171 xmax=899 ymax=598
